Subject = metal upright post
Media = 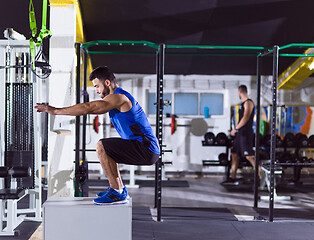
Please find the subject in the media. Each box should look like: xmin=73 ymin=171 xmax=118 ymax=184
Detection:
xmin=81 ymin=50 xmax=89 ymax=196
xmin=154 ymin=44 xmax=165 ymax=222
xmin=254 ymin=56 xmax=261 ymax=208
xmin=75 ymin=42 xmax=81 ymax=197
xmin=154 ymin=50 xmax=160 ymax=209
xmin=269 ymin=46 xmax=279 ymax=222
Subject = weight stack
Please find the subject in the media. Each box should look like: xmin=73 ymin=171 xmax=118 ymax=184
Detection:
xmin=5 ymin=83 xmax=34 ymax=189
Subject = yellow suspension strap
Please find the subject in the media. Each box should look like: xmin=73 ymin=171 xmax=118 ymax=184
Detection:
xmin=29 ymin=0 xmax=52 ymax=71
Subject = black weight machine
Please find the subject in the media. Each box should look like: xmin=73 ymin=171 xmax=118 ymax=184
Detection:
xmin=0 ymin=40 xmax=43 ymax=236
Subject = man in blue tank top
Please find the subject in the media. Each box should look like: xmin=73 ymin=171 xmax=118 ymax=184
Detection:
xmin=35 ymin=66 xmax=160 ymax=205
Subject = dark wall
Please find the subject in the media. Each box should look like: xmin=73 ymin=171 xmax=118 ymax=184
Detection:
xmin=79 ymin=0 xmax=314 ymax=74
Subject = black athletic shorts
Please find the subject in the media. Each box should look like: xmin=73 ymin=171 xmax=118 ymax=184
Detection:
xmin=101 ymin=138 xmax=159 ymax=165
xmin=231 ymin=132 xmax=254 ymax=157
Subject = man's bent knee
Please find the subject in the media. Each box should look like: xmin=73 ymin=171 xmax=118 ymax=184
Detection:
xmin=245 ymin=156 xmax=254 ymax=161
xmin=96 ymin=140 xmax=105 ymax=154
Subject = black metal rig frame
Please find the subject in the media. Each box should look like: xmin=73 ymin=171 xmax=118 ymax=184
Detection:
xmin=75 ymin=41 xmax=314 ymax=222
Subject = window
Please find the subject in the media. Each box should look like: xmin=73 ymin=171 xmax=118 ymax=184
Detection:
xmin=148 ymin=93 xmax=172 ymax=115
xmin=174 ymin=93 xmax=198 ymax=115
xmin=148 ymin=92 xmax=224 ymax=116
xmin=200 ymin=93 xmax=223 ymax=115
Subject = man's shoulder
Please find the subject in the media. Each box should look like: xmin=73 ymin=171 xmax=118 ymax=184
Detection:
xmin=244 ymin=99 xmax=254 ymax=107
xmin=103 ymin=93 xmax=129 ymax=103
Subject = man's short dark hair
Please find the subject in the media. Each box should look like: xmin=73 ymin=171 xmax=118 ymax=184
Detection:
xmin=89 ymin=66 xmax=117 ymax=84
xmin=238 ymin=85 xmax=247 ymax=94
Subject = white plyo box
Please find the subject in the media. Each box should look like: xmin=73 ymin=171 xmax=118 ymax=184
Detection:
xmin=43 ymin=197 xmax=132 ymax=240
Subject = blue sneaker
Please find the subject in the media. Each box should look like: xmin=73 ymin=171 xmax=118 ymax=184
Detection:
xmin=96 ymin=186 xmax=129 ymax=199
xmin=93 ymin=187 xmax=128 ymax=205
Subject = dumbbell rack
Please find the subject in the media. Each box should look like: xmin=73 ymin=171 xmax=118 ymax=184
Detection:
xmin=263 ymin=143 xmax=314 ymax=184
xmin=260 ymin=148 xmax=314 ymax=203
xmin=202 ymin=141 xmax=231 ymax=180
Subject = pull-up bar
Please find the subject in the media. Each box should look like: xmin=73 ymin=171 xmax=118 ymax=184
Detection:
xmin=280 ymin=43 xmax=314 ymax=50
xmin=81 ymin=40 xmax=159 ymax=50
xmin=81 ymin=40 xmax=314 ymax=57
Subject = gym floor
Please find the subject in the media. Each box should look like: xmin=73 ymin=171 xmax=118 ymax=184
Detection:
xmin=7 ymin=174 xmax=314 ymax=240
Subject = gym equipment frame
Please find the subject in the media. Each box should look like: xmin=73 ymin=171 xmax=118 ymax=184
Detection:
xmin=258 ymin=43 xmax=314 ymax=221
xmin=75 ymin=40 xmax=314 ymax=222
xmin=76 ymin=41 xmax=165 ymax=222
xmin=0 ymin=40 xmax=43 ymax=236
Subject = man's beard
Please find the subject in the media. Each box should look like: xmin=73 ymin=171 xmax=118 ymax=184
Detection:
xmin=101 ymin=86 xmax=110 ymax=99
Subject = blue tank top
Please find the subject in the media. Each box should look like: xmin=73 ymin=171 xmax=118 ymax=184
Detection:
xmin=109 ymin=87 xmax=160 ymax=154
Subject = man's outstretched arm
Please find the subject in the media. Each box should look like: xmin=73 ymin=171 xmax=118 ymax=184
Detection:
xmin=35 ymin=94 xmax=127 ymax=116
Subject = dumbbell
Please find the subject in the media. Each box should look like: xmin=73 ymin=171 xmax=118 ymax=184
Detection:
xmin=263 ymin=134 xmax=283 ymax=147
xmin=279 ymin=152 xmax=293 ymax=163
xmin=228 ymin=134 xmax=235 ymax=146
xmin=297 ymin=156 xmax=308 ymax=164
xmin=0 ymin=166 xmax=32 ymax=178
xmin=296 ymin=133 xmax=309 ymax=147
xmin=215 ymin=132 xmax=228 ymax=146
xmin=204 ymin=132 xmax=215 ymax=145
xmin=308 ymin=135 xmax=314 ymax=147
xmin=284 ymin=133 xmax=295 ymax=147
xmin=290 ymin=153 xmax=304 ymax=163
xmin=259 ymin=149 xmax=269 ymax=160
xmin=218 ymin=153 xmax=229 ymax=166
xmin=275 ymin=152 xmax=283 ymax=164
xmin=277 ymin=135 xmax=283 ymax=147
xmin=262 ymin=134 xmax=270 ymax=147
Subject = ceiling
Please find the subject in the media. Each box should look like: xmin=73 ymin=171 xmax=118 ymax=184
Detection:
xmin=0 ymin=1 xmax=44 ymax=38
xmin=1 ymin=0 xmax=314 ymax=75
xmin=0 ymin=0 xmax=49 ymax=53
xmin=79 ymin=0 xmax=314 ymax=75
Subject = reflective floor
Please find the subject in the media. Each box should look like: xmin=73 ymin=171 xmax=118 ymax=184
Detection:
xmin=8 ymin=174 xmax=314 ymax=239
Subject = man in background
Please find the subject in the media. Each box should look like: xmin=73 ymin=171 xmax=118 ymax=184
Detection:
xmin=229 ymin=85 xmax=260 ymax=184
